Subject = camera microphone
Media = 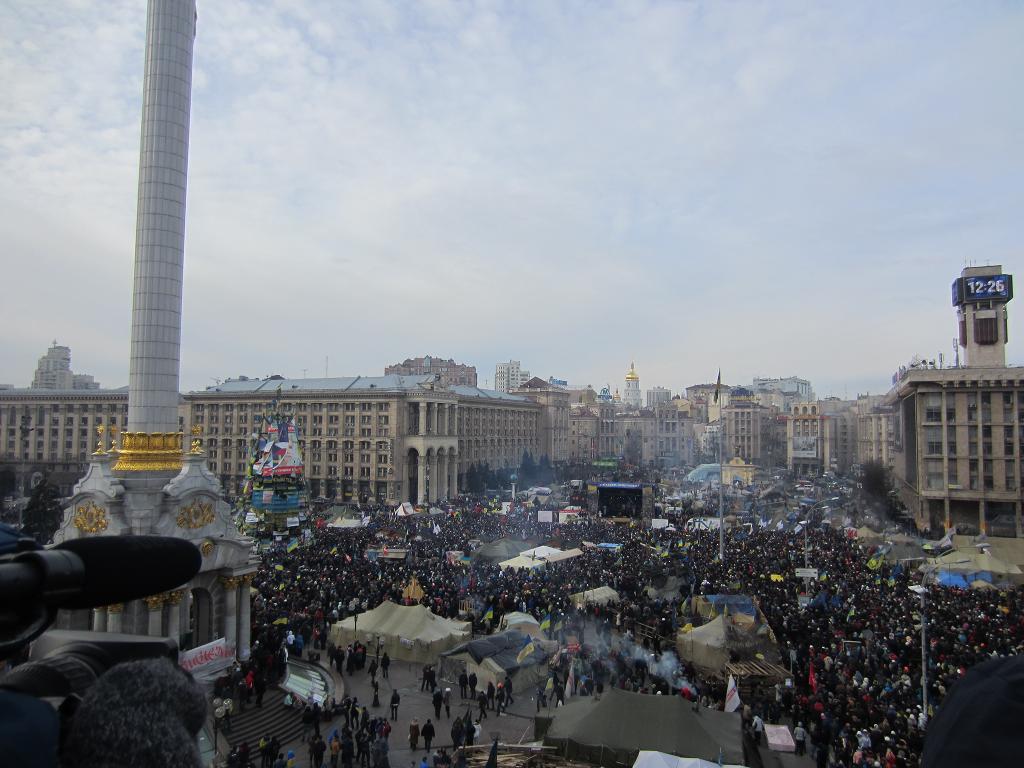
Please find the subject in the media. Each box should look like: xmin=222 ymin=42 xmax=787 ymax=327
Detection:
xmin=0 ymin=536 xmax=203 ymax=658
xmin=4 ymin=535 xmax=202 ymax=611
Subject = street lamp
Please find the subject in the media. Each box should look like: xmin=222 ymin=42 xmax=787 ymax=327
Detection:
xmin=798 ymin=520 xmax=809 ymax=568
xmin=212 ymin=696 xmax=233 ymax=758
xmin=909 ymin=585 xmax=928 ymax=726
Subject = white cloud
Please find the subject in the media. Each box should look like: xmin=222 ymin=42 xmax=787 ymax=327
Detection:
xmin=1 ymin=0 xmax=1021 ymax=397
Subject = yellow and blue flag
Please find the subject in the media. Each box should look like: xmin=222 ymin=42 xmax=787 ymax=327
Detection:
xmin=287 ymin=539 xmax=299 ymax=553
xmin=540 ymin=614 xmax=551 ymax=631
xmin=516 ymin=641 xmax=536 ymax=665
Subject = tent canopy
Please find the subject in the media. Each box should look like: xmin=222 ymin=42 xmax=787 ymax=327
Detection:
xmin=329 ymin=601 xmax=469 ymax=663
xmin=438 ymin=630 xmax=553 ymax=693
xmin=472 ymin=538 xmax=533 ymax=563
xmin=571 ymin=586 xmax=620 ymax=607
xmin=633 ymin=750 xmax=747 ymax=768
xmin=544 ymin=688 xmax=744 ymax=767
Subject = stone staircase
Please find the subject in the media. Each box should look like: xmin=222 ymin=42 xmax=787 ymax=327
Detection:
xmin=215 ymin=660 xmax=336 ymax=758
xmin=218 ymin=691 xmax=304 ymax=755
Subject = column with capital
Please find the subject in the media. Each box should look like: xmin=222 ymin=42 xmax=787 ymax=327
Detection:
xmin=449 ymin=453 xmax=458 ymax=498
xmin=238 ymin=575 xmax=253 ymax=661
xmin=417 ymin=452 xmax=426 ymax=505
xmin=221 ymin=576 xmax=238 ymax=652
xmin=165 ymin=589 xmax=184 ymax=643
xmin=145 ymin=594 xmax=165 ymax=636
xmin=438 ymin=452 xmax=448 ymax=500
xmin=107 ymin=603 xmax=124 ymax=633
xmin=92 ymin=607 xmax=107 ymax=633
xmin=428 ymin=452 xmax=438 ymax=503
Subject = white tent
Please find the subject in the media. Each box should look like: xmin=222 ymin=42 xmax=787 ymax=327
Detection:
xmin=633 ymin=750 xmax=747 ymax=768
xmin=571 ymin=586 xmax=620 ymax=607
xmin=499 ymin=554 xmax=548 ymax=570
xmin=502 ymin=611 xmax=543 ymax=636
xmin=521 ymin=545 xmax=563 ymax=559
xmin=676 ymin=616 xmax=729 ymax=673
xmin=544 ymin=548 xmax=584 ymax=564
xmin=329 ymin=601 xmax=470 ymax=663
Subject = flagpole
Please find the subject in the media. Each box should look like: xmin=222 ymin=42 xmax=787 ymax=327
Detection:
xmin=718 ymin=413 xmax=725 ymax=562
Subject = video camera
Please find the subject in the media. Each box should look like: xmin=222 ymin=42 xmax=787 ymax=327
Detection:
xmin=0 ymin=525 xmax=203 ymax=765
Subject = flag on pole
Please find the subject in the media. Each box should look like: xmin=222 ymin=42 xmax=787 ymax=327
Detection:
xmin=483 ymin=607 xmax=494 ymax=623
xmin=286 ymin=539 xmax=299 ymax=553
xmin=540 ymin=614 xmax=552 ymax=631
xmin=516 ymin=641 xmax=536 ymax=665
xmin=713 ymin=369 xmax=722 ymax=403
xmin=724 ymin=674 xmax=740 ymax=712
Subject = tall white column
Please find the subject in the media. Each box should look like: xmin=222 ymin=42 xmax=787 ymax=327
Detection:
xmin=107 ymin=603 xmax=123 ymax=633
xmin=238 ymin=576 xmax=252 ymax=661
xmin=146 ymin=595 xmax=164 ymax=636
xmin=449 ymin=454 xmax=458 ymax=498
xmin=429 ymin=451 xmax=439 ymax=503
xmin=417 ymin=454 xmax=426 ymax=504
xmin=166 ymin=589 xmax=183 ymax=642
xmin=127 ymin=0 xmax=197 ymax=432
xmin=92 ymin=607 xmax=107 ymax=633
xmin=221 ymin=576 xmax=238 ymax=652
xmin=438 ymin=453 xmax=448 ymax=500
xmin=419 ymin=402 xmax=427 ymax=436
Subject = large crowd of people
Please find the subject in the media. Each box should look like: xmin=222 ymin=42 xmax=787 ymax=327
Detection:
xmin=235 ymin=486 xmax=1024 ymax=768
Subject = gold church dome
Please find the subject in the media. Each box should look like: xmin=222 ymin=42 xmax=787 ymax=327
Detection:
xmin=625 ymin=362 xmax=639 ymax=382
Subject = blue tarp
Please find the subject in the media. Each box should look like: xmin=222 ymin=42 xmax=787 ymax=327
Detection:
xmin=800 ymin=497 xmax=817 ymax=505
xmin=703 ymin=594 xmax=757 ymax=617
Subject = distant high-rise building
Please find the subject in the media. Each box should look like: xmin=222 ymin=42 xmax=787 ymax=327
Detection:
xmin=495 ymin=360 xmax=530 ymax=393
xmin=385 ymin=356 xmax=477 ymax=387
xmin=30 ymin=341 xmax=100 ymax=390
xmin=751 ymin=376 xmax=814 ymax=402
xmin=623 ymin=362 xmax=642 ymax=408
xmin=646 ymin=386 xmax=671 ymax=407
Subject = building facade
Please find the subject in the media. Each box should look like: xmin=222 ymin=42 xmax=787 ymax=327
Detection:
xmin=187 ymin=375 xmax=542 ymax=505
xmin=646 ymin=386 xmax=672 ymax=408
xmin=511 ymin=377 xmax=570 ymax=464
xmin=0 ymin=388 xmax=132 ymax=497
xmin=384 ymin=356 xmax=477 ymax=387
xmin=720 ymin=388 xmax=772 ymax=465
xmin=889 ymin=265 xmax=1020 ymax=536
xmin=30 ymin=342 xmax=100 ymax=390
xmin=623 ymin=363 xmax=642 ymax=409
xmin=494 ymin=360 xmax=530 ymax=393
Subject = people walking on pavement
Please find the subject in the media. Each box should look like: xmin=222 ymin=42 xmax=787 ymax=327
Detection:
xmin=409 ymin=718 xmax=420 ymax=751
xmin=422 ymin=719 xmax=435 ymax=752
xmin=390 ymin=690 xmax=401 ymax=721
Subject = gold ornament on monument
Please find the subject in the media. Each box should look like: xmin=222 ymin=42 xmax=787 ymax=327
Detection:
xmin=189 ymin=424 xmax=204 ymax=455
xmin=113 ymin=431 xmax=184 ymax=472
xmin=176 ymin=499 xmax=215 ymax=529
xmin=200 ymin=540 xmax=215 ymax=557
xmin=73 ymin=501 xmax=109 ymax=534
xmin=108 ymin=424 xmax=120 ymax=453
xmin=93 ymin=425 xmax=106 ymax=455
xmin=143 ymin=594 xmax=165 ymax=610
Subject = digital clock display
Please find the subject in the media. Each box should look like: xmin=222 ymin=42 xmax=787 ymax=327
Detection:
xmin=952 ymin=274 xmax=1013 ymax=305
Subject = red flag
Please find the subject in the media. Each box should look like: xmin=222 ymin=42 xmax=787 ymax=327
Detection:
xmin=808 ymin=663 xmax=818 ymax=694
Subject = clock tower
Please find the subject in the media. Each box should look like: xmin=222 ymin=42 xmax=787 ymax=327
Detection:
xmin=952 ymin=265 xmax=1013 ymax=368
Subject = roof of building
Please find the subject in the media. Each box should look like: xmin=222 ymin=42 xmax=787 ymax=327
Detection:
xmin=0 ymin=386 xmax=129 ymax=397
xmin=625 ymin=362 xmax=639 ymax=381
xmin=191 ymin=375 xmax=531 ymax=403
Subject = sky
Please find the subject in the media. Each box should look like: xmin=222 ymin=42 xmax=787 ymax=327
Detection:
xmin=1 ymin=0 xmax=1021 ymax=398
